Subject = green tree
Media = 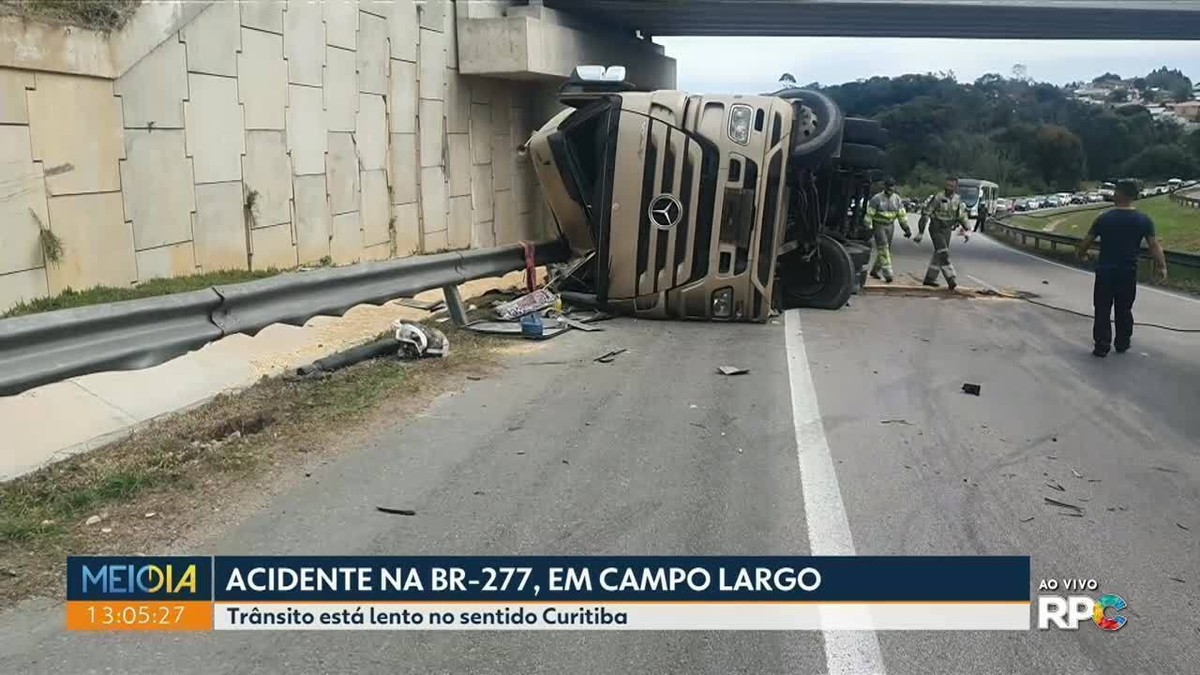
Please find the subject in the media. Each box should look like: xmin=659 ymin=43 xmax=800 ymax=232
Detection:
xmin=1120 ymin=144 xmax=1199 ymax=180
xmin=1107 ymin=89 xmax=1130 ymax=103
xmin=1034 ymin=125 xmax=1085 ymax=190
xmin=1093 ymin=72 xmax=1123 ymax=84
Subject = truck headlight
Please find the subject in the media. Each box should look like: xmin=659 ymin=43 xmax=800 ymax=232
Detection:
xmin=728 ymin=105 xmax=752 ymax=145
xmin=712 ymin=287 xmax=734 ymax=318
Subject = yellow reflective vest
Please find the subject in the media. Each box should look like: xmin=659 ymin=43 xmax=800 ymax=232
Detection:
xmin=865 ymin=192 xmax=906 ymax=227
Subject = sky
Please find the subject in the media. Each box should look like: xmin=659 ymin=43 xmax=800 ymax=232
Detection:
xmin=657 ymin=37 xmax=1200 ymax=93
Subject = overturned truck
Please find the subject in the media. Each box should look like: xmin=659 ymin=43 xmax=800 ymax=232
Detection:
xmin=525 ymin=66 xmax=888 ymax=322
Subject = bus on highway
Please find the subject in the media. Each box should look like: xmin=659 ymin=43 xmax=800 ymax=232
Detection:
xmin=956 ymin=178 xmax=998 ymax=220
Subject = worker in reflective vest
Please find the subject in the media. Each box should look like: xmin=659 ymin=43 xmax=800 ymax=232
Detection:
xmin=865 ymin=177 xmax=910 ymax=283
xmin=916 ymin=176 xmax=971 ymax=290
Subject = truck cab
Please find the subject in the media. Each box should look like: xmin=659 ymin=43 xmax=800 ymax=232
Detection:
xmin=526 ymin=66 xmax=886 ymax=322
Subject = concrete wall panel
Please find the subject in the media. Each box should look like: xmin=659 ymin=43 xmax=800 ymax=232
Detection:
xmin=445 ymin=74 xmax=470 ymax=133
xmin=113 ymin=39 xmax=186 ymax=129
xmin=390 ymin=133 xmax=418 ymax=205
xmin=324 ymin=0 xmax=358 ymax=50
xmin=493 ymin=188 xmax=515 ymax=244
xmin=239 ymin=28 xmax=287 ymax=130
xmin=361 ymin=0 xmax=392 ymax=19
xmin=363 ymin=241 xmax=391 ymax=261
xmin=356 ymin=94 xmax=388 ymax=171
xmin=420 ymin=165 xmax=447 ymax=236
xmin=393 ymin=202 xmax=420 ymax=256
xmin=293 ymin=174 xmax=331 ymax=263
xmin=241 ymin=0 xmax=285 ymax=34
xmin=27 ymin=74 xmax=122 ymax=196
xmin=120 ymin=129 xmax=196 ymax=250
xmin=423 ymin=228 xmax=448 ymax=253
xmin=136 ymin=242 xmax=195 ymax=281
xmin=324 ymin=46 xmax=358 ymax=132
xmin=0 ymin=268 xmax=48 ymax=310
xmin=357 ymin=12 xmax=389 ymax=95
xmin=491 ymin=133 xmax=512 ymax=190
xmin=418 ymin=28 xmax=446 ymax=100
xmin=285 ymin=0 xmax=325 ymax=86
xmin=360 ymin=169 xmax=390 ymax=245
xmin=444 ymin=0 xmax=459 ymax=69
xmin=287 ymin=84 xmax=326 ymax=175
xmin=447 ymin=195 xmax=471 ymax=249
xmin=330 ymin=211 xmax=363 ymax=264
xmin=446 ymin=133 xmax=470 ymax=197
xmin=185 ymin=73 xmax=244 ymax=184
xmin=45 ymin=192 xmax=137 ymax=293
xmin=243 ymin=130 xmax=293 ymax=228
xmin=470 ymin=163 xmax=494 ymax=223
xmin=250 ymin=222 xmax=297 ymax=270
xmin=470 ymin=102 xmax=492 ymax=164
xmin=192 ymin=181 xmax=248 ymax=271
xmin=419 ymin=0 xmax=447 ymax=31
xmin=418 ymin=99 xmax=444 ymax=167
xmin=0 ymin=125 xmax=49 ymax=275
xmin=388 ymin=0 xmax=419 ymax=62
xmin=327 ymin=132 xmax=361 ymax=216
xmin=0 ymin=68 xmax=33 ymax=124
xmin=388 ymin=59 xmax=417 ymax=133
xmin=181 ymin=1 xmax=241 ymax=77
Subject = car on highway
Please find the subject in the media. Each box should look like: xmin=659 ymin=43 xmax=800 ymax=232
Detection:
xmin=1044 ymin=195 xmax=1062 ymax=208
xmin=1087 ymin=192 xmax=1104 ymax=203
xmin=994 ymin=198 xmax=1010 ymax=214
xmin=1070 ymin=194 xmax=1087 ymax=205
xmin=527 ymin=65 xmax=884 ymax=321
xmin=1099 ymin=182 xmax=1116 ymax=201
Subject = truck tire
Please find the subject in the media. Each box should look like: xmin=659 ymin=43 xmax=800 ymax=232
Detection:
xmin=770 ymin=88 xmax=845 ymax=167
xmin=839 ymin=142 xmax=885 ymax=170
xmin=777 ymin=234 xmax=855 ymax=310
xmin=843 ymin=117 xmax=887 ymax=147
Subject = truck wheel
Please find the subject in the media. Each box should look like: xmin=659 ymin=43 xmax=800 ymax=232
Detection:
xmin=839 ymin=142 xmax=885 ymax=169
xmin=772 ymin=89 xmax=845 ymax=167
xmin=777 ymin=234 xmax=855 ymax=310
xmin=843 ymin=117 xmax=887 ymax=147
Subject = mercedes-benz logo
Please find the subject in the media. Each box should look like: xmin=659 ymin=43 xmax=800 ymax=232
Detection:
xmin=648 ymin=193 xmax=683 ymax=230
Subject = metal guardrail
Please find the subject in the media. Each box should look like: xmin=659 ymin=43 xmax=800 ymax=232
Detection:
xmin=0 ymin=241 xmax=569 ymax=397
xmin=986 ymin=218 xmax=1200 ymax=270
xmin=1171 ymin=189 xmax=1200 ymax=209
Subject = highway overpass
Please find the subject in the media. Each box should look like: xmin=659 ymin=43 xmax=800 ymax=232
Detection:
xmin=542 ymin=0 xmax=1200 ymax=39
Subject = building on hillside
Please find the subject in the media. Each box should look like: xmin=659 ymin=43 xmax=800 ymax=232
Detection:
xmin=1167 ymin=100 xmax=1200 ymax=122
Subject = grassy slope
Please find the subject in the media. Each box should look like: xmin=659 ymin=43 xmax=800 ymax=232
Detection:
xmin=1010 ymin=194 xmax=1200 ymax=253
xmin=2 ymin=269 xmax=284 ymax=318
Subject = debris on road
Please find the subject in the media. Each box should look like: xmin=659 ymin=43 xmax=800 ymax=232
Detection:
xmin=1020 ymin=516 xmax=1035 ymax=523
xmin=84 ymin=515 xmax=102 ymax=526
xmin=1169 ymin=577 xmax=1186 ymax=583
xmin=495 ymin=288 xmax=559 ymax=320
xmin=296 ymin=335 xmax=403 ymax=376
xmin=100 ymin=527 xmax=112 ymax=534
xmin=1047 ymin=455 xmax=1058 ymax=460
xmin=144 ymin=512 xmax=157 ymax=519
xmin=464 ymin=319 xmax=568 ymax=340
xmin=1177 ymin=523 xmax=1190 ymax=531
xmin=1071 ymin=469 xmax=1083 ymax=478
xmin=717 ymin=365 xmax=749 ymax=376
xmin=1045 ymin=497 xmax=1084 ymax=512
xmin=1046 ymin=481 xmax=1066 ymax=492
xmin=595 ymin=348 xmax=628 ymax=363
xmin=1088 ymin=478 xmax=1103 ymax=483
xmin=1153 ymin=466 xmax=1180 ymax=474
xmin=881 ymin=419 xmax=912 ymax=425
xmin=559 ymin=316 xmax=603 ymax=332
xmin=467 ymin=375 xmax=483 ymax=381
xmin=393 ymin=297 xmax=445 ymax=312
xmin=375 ymin=506 xmax=417 ymax=516
xmin=395 ymin=321 xmax=449 ymax=359
xmin=961 ymin=382 xmax=982 ymax=396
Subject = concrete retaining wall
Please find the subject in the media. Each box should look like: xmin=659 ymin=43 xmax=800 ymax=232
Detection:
xmin=0 ymin=0 xmax=577 ymax=311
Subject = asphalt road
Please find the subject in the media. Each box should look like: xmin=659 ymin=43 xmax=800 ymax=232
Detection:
xmin=2 ymin=231 xmax=1198 ymax=674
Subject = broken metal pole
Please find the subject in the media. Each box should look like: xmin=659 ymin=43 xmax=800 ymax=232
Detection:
xmin=442 ymin=284 xmax=468 ymax=327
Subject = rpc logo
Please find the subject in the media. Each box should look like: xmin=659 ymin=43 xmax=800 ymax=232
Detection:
xmin=1036 ymin=579 xmax=1127 ymax=631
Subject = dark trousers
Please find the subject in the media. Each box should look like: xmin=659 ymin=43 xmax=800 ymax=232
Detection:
xmin=1093 ymin=268 xmax=1137 ymax=353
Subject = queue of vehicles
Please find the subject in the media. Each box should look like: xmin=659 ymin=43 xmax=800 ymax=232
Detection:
xmin=998 ymin=179 xmax=1197 ymax=214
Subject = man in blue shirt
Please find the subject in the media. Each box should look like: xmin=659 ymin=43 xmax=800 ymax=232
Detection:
xmin=1076 ymin=180 xmax=1168 ymax=357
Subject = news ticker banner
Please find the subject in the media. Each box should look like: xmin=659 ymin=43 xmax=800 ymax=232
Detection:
xmin=67 ymin=555 xmax=1030 ymax=631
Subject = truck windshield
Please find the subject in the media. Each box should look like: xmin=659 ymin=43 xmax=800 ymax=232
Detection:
xmin=553 ymin=102 xmax=614 ymax=220
xmin=957 ymin=185 xmax=981 ymax=206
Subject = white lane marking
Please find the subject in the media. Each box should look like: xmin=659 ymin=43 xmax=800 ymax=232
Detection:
xmin=979 ymin=234 xmax=1200 ymax=305
xmin=784 ymin=309 xmax=887 ymax=675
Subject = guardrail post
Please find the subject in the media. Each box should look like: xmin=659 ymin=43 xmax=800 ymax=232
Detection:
xmin=442 ymin=284 xmax=469 ymax=327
